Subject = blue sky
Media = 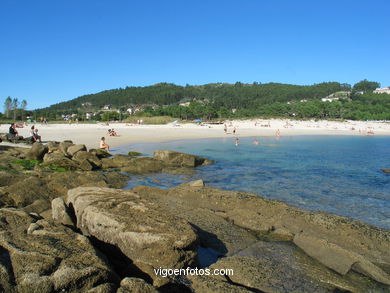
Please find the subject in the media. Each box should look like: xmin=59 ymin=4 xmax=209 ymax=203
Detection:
xmin=0 ymin=0 xmax=389 ymax=109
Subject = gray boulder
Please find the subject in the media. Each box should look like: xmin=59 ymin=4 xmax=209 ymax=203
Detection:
xmin=0 ymin=208 xmax=118 ymax=292
xmin=67 ymin=144 xmax=87 ymax=156
xmin=26 ymin=142 xmax=48 ymax=160
xmin=59 ymin=141 xmax=74 ymax=155
xmin=154 ymin=150 xmax=214 ymax=167
xmin=117 ymin=277 xmax=158 ymax=293
xmin=66 ymin=187 xmax=198 ymax=286
xmin=72 ymin=151 xmax=102 ymax=169
xmin=51 ymin=197 xmax=74 ymax=226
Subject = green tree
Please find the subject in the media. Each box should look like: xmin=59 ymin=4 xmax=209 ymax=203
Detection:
xmin=4 ymin=96 xmax=12 ymax=118
xmin=353 ymin=79 xmax=380 ymax=93
xmin=20 ymin=99 xmax=27 ymax=120
xmin=12 ymin=98 xmax=19 ymax=121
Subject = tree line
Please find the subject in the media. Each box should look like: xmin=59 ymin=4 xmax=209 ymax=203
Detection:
xmin=4 ymin=79 xmax=389 ymax=121
xmin=2 ymin=97 xmax=28 ymax=121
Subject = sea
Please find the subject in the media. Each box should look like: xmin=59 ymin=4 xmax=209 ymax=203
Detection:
xmin=116 ymin=135 xmax=390 ymax=230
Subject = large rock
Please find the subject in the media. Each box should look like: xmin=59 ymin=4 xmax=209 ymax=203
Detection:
xmin=120 ymin=157 xmax=164 ymax=174
xmin=43 ymin=151 xmax=69 ymax=163
xmin=4 ymin=176 xmax=50 ymax=207
xmin=42 ymin=151 xmax=81 ymax=170
xmin=67 ymin=144 xmax=87 ymax=156
xmin=45 ymin=171 xmax=129 ymax=197
xmin=293 ymin=233 xmax=390 ymax=285
xmin=200 ymin=240 xmax=389 ymax=293
xmin=381 ymin=168 xmax=390 ymax=174
xmin=90 ymin=148 xmax=112 ymax=159
xmin=154 ymin=150 xmax=214 ymax=167
xmin=65 ymin=187 xmax=198 ymax=285
xmin=133 ymin=184 xmax=390 ymax=289
xmin=26 ymin=142 xmax=48 ymax=160
xmin=52 ymin=197 xmax=74 ymax=226
xmin=59 ymin=141 xmax=74 ymax=155
xmin=72 ymin=151 xmax=102 ymax=169
xmin=0 ymin=208 xmax=118 ymax=292
xmin=117 ymin=277 xmax=158 ymax=293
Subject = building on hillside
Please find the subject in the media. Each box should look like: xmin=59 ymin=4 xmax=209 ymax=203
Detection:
xmin=179 ymin=102 xmax=190 ymax=107
xmin=321 ymin=97 xmax=339 ymax=102
xmin=103 ymin=105 xmax=112 ymax=110
xmin=373 ymin=87 xmax=390 ymax=94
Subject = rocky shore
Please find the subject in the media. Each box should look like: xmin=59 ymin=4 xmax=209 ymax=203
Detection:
xmin=0 ymin=142 xmax=389 ymax=292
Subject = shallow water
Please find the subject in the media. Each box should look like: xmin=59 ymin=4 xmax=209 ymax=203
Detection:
xmin=116 ymin=135 xmax=390 ymax=229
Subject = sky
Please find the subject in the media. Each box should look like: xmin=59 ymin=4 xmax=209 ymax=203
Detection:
xmin=0 ymin=0 xmax=389 ymax=109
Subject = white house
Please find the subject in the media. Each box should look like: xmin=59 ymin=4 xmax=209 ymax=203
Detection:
xmin=373 ymin=87 xmax=390 ymax=94
xmin=321 ymin=97 xmax=339 ymax=102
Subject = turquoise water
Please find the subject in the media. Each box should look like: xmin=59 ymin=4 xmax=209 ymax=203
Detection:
xmin=117 ymin=136 xmax=390 ymax=229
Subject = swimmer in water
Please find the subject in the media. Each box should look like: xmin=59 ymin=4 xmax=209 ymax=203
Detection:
xmin=253 ymin=139 xmax=259 ymax=145
xmin=235 ymin=137 xmax=239 ymax=146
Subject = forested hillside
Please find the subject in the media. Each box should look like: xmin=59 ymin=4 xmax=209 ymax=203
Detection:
xmin=41 ymin=82 xmax=349 ymax=111
xmin=32 ymin=80 xmax=390 ymax=121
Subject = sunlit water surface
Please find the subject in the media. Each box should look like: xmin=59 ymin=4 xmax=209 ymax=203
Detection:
xmin=115 ymin=136 xmax=390 ymax=229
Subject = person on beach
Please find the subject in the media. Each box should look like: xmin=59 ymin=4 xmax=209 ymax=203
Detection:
xmin=33 ymin=128 xmax=42 ymax=143
xmin=276 ymin=129 xmax=281 ymax=138
xmin=233 ymin=127 xmax=236 ymax=135
xmin=224 ymin=124 xmax=227 ymax=134
xmin=108 ymin=129 xmax=118 ymax=136
xmin=8 ymin=123 xmax=18 ymax=138
xmin=100 ymin=137 xmax=110 ymax=151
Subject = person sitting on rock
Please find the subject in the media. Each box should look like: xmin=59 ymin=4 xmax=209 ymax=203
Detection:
xmin=32 ymin=128 xmax=42 ymax=143
xmin=8 ymin=123 xmax=18 ymax=139
xmin=100 ymin=137 xmax=110 ymax=151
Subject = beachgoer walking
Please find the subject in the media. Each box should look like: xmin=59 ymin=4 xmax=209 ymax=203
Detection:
xmin=224 ymin=124 xmax=227 ymax=134
xmin=233 ymin=127 xmax=236 ymax=135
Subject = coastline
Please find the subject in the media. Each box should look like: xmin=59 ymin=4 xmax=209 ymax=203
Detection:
xmin=0 ymin=131 xmax=389 ymax=291
xmin=1 ymin=118 xmax=390 ymax=149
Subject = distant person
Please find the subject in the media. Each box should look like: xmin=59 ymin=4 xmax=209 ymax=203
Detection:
xmin=33 ymin=128 xmax=42 ymax=143
xmin=235 ymin=137 xmax=239 ymax=146
xmin=233 ymin=127 xmax=236 ymax=135
xmin=224 ymin=124 xmax=227 ymax=134
xmin=253 ymin=139 xmax=259 ymax=145
xmin=109 ymin=129 xmax=118 ymax=136
xmin=30 ymin=125 xmax=35 ymax=135
xmin=276 ymin=129 xmax=281 ymax=138
xmin=8 ymin=123 xmax=18 ymax=138
xmin=100 ymin=137 xmax=110 ymax=151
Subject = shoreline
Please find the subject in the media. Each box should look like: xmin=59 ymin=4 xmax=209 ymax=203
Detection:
xmin=1 ymin=118 xmax=390 ymax=149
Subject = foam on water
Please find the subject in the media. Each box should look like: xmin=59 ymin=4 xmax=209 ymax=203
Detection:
xmin=117 ymin=135 xmax=390 ymax=229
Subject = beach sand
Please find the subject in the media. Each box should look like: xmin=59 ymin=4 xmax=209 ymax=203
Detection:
xmin=1 ymin=119 xmax=389 ymax=149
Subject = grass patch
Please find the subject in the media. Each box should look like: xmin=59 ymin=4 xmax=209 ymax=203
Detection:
xmin=128 ymin=151 xmax=142 ymax=157
xmin=46 ymin=166 xmax=68 ymax=172
xmin=10 ymin=159 xmax=40 ymax=170
xmin=0 ymin=166 xmax=18 ymax=173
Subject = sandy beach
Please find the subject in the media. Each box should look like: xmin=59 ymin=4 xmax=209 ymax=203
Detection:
xmin=1 ymin=119 xmax=390 ymax=149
